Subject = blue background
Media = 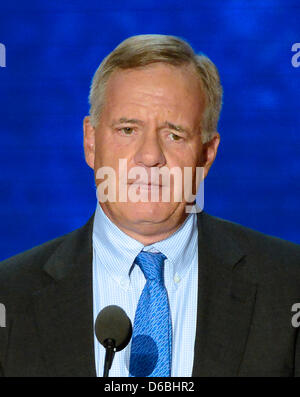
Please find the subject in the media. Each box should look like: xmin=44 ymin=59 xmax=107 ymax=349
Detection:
xmin=0 ymin=0 xmax=299 ymax=260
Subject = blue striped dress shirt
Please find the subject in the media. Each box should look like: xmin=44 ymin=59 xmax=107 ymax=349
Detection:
xmin=92 ymin=202 xmax=198 ymax=377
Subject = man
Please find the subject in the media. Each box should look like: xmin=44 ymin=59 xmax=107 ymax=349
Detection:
xmin=0 ymin=34 xmax=300 ymax=377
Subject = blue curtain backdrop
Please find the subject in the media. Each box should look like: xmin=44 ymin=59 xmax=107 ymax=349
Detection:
xmin=0 ymin=0 xmax=299 ymax=260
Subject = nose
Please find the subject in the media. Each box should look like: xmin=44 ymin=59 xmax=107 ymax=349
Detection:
xmin=134 ymin=129 xmax=166 ymax=168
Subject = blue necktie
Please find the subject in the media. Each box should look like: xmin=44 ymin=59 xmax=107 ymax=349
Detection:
xmin=129 ymin=251 xmax=172 ymax=377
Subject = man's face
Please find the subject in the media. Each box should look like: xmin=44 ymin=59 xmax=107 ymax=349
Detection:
xmin=84 ymin=62 xmax=219 ymax=242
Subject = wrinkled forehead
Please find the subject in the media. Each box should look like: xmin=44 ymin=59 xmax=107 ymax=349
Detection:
xmin=102 ymin=62 xmax=206 ymax=126
xmin=106 ymin=61 xmax=203 ymax=93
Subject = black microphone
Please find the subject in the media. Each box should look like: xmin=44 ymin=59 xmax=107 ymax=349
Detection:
xmin=95 ymin=305 xmax=132 ymax=377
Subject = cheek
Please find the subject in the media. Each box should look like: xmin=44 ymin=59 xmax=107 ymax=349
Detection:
xmin=187 ymin=139 xmax=205 ymax=166
xmin=94 ymin=131 xmax=115 ymax=158
xmin=97 ymin=128 xmax=136 ymax=153
xmin=169 ymin=142 xmax=203 ymax=169
xmin=94 ymin=134 xmax=137 ymax=173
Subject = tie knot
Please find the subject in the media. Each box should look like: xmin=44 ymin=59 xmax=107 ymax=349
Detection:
xmin=134 ymin=251 xmax=167 ymax=281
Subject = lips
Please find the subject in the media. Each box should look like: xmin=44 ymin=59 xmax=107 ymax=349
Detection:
xmin=130 ymin=183 xmax=162 ymax=188
xmin=128 ymin=182 xmax=162 ymax=187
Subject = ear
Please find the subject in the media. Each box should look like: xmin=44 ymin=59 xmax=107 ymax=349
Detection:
xmin=202 ymin=132 xmax=220 ymax=178
xmin=83 ymin=116 xmax=96 ymax=170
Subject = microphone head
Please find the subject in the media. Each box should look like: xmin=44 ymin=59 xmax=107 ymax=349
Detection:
xmin=95 ymin=305 xmax=132 ymax=352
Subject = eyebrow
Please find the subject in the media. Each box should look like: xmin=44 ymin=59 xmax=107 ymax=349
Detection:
xmin=111 ymin=118 xmax=190 ymax=134
xmin=160 ymin=121 xmax=190 ymax=135
xmin=111 ymin=117 xmax=145 ymax=127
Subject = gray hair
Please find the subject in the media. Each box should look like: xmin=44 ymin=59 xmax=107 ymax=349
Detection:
xmin=89 ymin=34 xmax=223 ymax=143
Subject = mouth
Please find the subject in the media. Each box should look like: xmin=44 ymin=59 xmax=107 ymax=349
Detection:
xmin=127 ymin=180 xmax=163 ymax=186
xmin=129 ymin=183 xmax=162 ymax=189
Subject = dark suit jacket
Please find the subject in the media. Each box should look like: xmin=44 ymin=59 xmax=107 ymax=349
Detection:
xmin=0 ymin=211 xmax=300 ymax=377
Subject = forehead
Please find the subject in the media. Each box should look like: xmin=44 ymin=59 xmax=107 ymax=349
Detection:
xmin=103 ymin=62 xmax=205 ymax=123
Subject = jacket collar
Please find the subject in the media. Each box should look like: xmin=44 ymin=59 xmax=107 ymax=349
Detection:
xmin=33 ymin=214 xmax=97 ymax=377
xmin=192 ymin=212 xmax=256 ymax=376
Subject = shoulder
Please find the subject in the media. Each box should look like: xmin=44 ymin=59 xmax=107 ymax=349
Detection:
xmin=0 ymin=214 xmax=94 ymax=296
xmin=0 ymin=232 xmax=67 ymax=297
xmin=199 ymin=211 xmax=300 ymax=277
xmin=201 ymin=211 xmax=299 ymax=250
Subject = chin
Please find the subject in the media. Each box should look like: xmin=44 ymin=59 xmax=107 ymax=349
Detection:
xmin=129 ymin=202 xmax=173 ymax=223
xmin=106 ymin=201 xmax=180 ymax=226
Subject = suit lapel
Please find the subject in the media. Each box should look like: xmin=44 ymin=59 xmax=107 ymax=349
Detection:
xmin=192 ymin=212 xmax=257 ymax=376
xmin=32 ymin=215 xmax=97 ymax=377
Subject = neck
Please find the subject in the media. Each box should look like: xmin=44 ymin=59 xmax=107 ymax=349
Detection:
xmin=100 ymin=204 xmax=188 ymax=246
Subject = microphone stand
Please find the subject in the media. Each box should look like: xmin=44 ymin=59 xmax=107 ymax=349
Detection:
xmin=103 ymin=338 xmax=116 ymax=377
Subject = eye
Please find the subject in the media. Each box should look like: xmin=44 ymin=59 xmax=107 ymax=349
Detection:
xmin=169 ymin=133 xmax=182 ymax=141
xmin=120 ymin=127 xmax=134 ymax=135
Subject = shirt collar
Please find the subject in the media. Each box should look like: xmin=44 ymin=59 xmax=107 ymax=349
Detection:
xmin=92 ymin=202 xmax=197 ymax=290
xmin=93 ymin=202 xmax=144 ymax=290
xmin=142 ymin=212 xmax=198 ymax=286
